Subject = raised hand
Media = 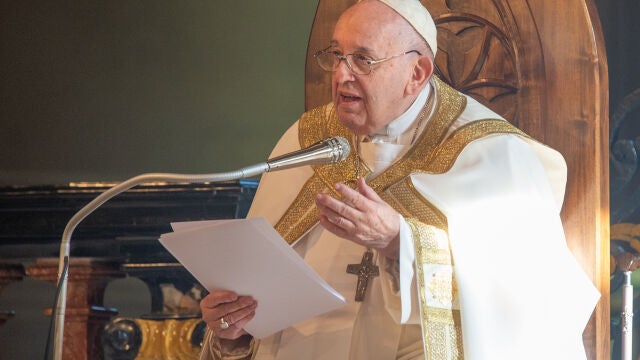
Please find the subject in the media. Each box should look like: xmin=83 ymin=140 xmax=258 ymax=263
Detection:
xmin=315 ymin=178 xmax=400 ymax=259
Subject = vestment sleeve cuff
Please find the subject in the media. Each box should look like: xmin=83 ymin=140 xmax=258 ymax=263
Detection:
xmin=200 ymin=328 xmax=256 ymax=360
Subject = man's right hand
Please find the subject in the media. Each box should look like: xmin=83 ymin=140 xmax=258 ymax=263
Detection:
xmin=200 ymin=289 xmax=257 ymax=340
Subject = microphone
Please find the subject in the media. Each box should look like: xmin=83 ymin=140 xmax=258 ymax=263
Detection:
xmin=266 ymin=136 xmax=351 ymax=171
xmin=50 ymin=136 xmax=350 ymax=360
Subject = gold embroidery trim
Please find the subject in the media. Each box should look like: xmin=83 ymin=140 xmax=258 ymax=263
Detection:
xmin=201 ymin=328 xmax=256 ymax=360
xmin=273 ymin=175 xmax=325 ymax=244
xmin=381 ymin=178 xmax=447 ymax=229
xmin=406 ymin=218 xmax=463 ymax=360
xmin=271 ymin=77 xmax=529 ymax=358
xmin=426 ymin=119 xmax=529 ymax=174
xmin=368 ymin=76 xmax=466 ymax=192
xmin=278 ymin=118 xmax=525 ymax=243
xmin=299 ymin=104 xmax=368 ymax=189
xmin=425 ymin=308 xmax=463 ymax=360
xmin=273 ymin=76 xmax=466 ymax=241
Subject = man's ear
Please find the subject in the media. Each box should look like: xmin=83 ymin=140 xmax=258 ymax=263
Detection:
xmin=405 ymin=56 xmax=434 ymax=95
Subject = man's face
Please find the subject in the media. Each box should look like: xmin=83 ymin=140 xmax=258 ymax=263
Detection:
xmin=330 ymin=2 xmax=417 ymax=136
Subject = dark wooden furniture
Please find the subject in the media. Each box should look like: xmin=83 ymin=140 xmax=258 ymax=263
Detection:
xmin=0 ymin=181 xmax=257 ymax=359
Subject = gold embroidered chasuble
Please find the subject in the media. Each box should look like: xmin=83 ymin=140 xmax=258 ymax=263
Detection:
xmin=272 ymin=77 xmax=528 ymax=359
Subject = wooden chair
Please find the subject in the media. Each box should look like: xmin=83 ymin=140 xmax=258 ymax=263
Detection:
xmin=304 ymin=1 xmax=610 ymax=359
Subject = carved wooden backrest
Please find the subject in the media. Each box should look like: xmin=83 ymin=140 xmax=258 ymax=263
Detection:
xmin=305 ymin=1 xmax=609 ymax=359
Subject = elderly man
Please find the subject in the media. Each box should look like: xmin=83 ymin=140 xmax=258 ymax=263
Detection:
xmin=199 ymin=0 xmax=599 ymax=359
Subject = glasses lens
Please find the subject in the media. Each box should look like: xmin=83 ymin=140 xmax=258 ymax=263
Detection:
xmin=316 ymin=52 xmax=337 ymax=72
xmin=314 ymin=51 xmax=371 ymax=74
xmin=348 ymin=54 xmax=371 ymax=75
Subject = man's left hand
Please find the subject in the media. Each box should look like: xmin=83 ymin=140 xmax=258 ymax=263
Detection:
xmin=315 ymin=178 xmax=400 ymax=259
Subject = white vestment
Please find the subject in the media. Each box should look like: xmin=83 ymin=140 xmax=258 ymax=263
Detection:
xmin=205 ymin=79 xmax=600 ymax=360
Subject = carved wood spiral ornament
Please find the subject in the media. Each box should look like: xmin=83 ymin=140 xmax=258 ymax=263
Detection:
xmin=434 ymin=14 xmax=518 ymax=119
xmin=428 ymin=0 xmax=520 ymax=124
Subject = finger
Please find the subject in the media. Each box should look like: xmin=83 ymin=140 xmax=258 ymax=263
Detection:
xmin=316 ymin=192 xmax=362 ymax=221
xmin=319 ymin=214 xmax=354 ymax=241
xmin=200 ymin=290 xmax=238 ymax=309
xmin=201 ymin=295 xmax=255 ymax=324
xmin=215 ymin=301 xmax=257 ymax=340
xmin=356 ymin=178 xmax=382 ymax=202
xmin=320 ymin=213 xmax=351 ymax=232
xmin=222 ymin=299 xmax=258 ymax=327
xmin=200 ymin=291 xmax=237 ymax=323
xmin=216 ymin=312 xmax=256 ymax=340
xmin=334 ymin=182 xmax=373 ymax=211
xmin=230 ymin=310 xmax=256 ymax=332
xmin=215 ymin=296 xmax=256 ymax=320
xmin=317 ymin=201 xmax=359 ymax=233
xmin=318 ymin=203 xmax=345 ymax=225
xmin=326 ymin=214 xmax=355 ymax=230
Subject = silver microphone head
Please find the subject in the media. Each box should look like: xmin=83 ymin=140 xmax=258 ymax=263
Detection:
xmin=327 ymin=136 xmax=351 ymax=162
xmin=266 ymin=136 xmax=352 ymax=172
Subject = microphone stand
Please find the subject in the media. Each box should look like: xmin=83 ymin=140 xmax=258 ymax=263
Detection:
xmin=52 ymin=135 xmax=349 ymax=359
xmin=621 ymin=270 xmax=633 ymax=360
xmin=52 ymin=164 xmax=268 ymax=360
xmin=615 ymin=251 xmax=640 ymax=360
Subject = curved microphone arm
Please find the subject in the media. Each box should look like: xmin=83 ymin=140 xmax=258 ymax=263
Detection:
xmin=52 ymin=163 xmax=268 ymax=360
xmin=52 ymin=135 xmax=350 ymax=359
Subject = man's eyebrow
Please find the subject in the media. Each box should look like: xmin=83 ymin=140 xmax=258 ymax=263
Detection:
xmin=329 ymin=40 xmax=375 ymax=54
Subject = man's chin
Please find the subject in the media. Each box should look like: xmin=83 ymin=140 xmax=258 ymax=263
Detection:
xmin=337 ymin=118 xmax=367 ymax=136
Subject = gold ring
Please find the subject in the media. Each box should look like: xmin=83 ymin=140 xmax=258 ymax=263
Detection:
xmin=219 ymin=317 xmax=230 ymax=330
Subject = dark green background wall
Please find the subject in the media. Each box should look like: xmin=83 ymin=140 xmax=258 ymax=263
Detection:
xmin=1 ymin=1 xmax=318 ymax=186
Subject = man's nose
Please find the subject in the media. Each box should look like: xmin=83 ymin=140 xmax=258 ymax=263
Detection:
xmin=333 ymin=59 xmax=355 ymax=83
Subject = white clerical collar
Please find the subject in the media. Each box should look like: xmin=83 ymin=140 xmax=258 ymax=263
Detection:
xmin=368 ymin=83 xmax=431 ymax=140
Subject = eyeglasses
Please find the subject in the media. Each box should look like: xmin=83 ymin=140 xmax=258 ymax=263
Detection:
xmin=314 ymin=47 xmax=421 ymax=75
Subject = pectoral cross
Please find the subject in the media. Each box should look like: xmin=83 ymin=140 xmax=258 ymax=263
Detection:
xmin=346 ymin=249 xmax=379 ymax=302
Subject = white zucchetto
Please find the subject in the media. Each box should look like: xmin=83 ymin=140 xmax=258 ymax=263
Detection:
xmin=377 ymin=0 xmax=438 ymax=56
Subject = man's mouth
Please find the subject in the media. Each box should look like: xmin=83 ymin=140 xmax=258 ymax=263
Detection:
xmin=340 ymin=94 xmax=361 ymax=103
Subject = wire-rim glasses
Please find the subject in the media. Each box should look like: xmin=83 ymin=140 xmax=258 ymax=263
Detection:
xmin=314 ymin=47 xmax=421 ymax=75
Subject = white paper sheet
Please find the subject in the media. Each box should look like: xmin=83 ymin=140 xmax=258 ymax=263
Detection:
xmin=158 ymin=217 xmax=346 ymax=339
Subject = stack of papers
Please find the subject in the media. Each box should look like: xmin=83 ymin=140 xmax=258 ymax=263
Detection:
xmin=159 ymin=217 xmax=346 ymax=339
